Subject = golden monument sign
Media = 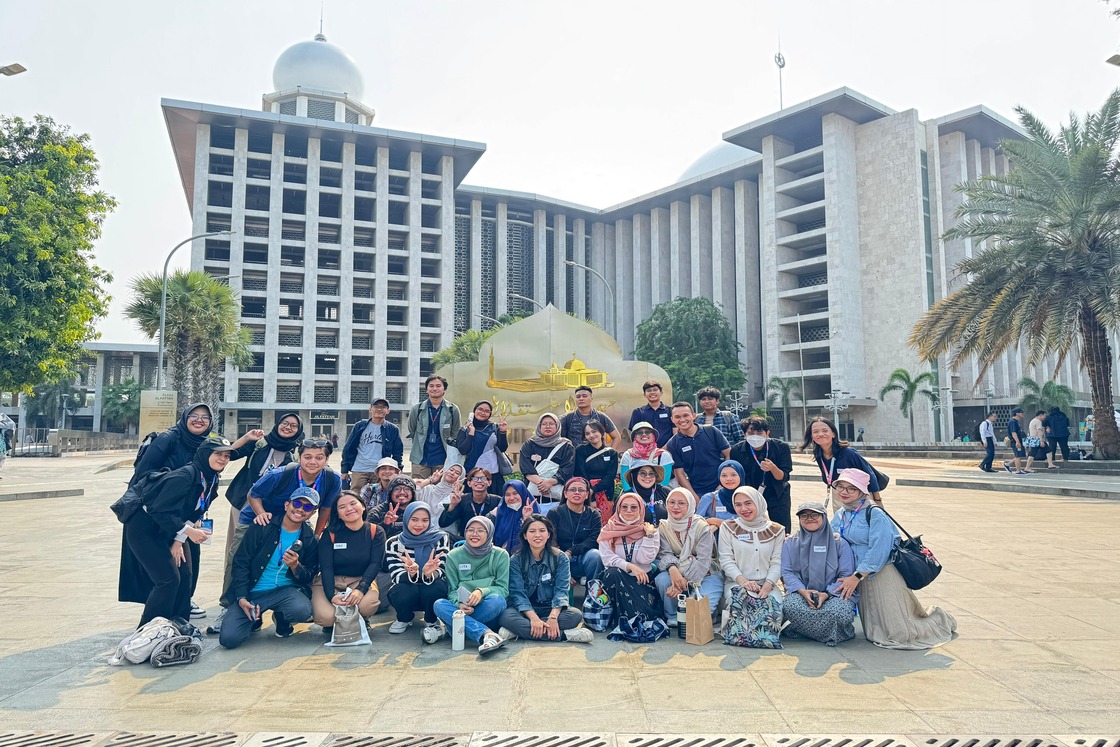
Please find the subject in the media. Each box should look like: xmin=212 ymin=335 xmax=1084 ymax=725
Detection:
xmin=438 ymin=306 xmax=671 ymax=439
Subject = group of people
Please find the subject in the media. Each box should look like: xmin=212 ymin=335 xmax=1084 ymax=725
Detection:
xmin=116 ymin=376 xmax=955 ymax=657
xmin=978 ymin=406 xmax=1074 ymax=475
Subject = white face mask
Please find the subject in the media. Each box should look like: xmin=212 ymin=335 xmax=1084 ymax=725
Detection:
xmin=746 ymin=434 xmax=768 ymax=449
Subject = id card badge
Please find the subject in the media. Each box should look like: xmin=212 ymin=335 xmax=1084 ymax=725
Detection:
xmin=201 ymin=518 xmax=214 ymax=545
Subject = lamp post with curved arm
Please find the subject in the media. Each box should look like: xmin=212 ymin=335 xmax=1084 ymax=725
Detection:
xmin=564 ymin=259 xmax=616 ymax=339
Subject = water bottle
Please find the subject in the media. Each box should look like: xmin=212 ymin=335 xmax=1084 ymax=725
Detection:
xmin=451 ymin=610 xmax=465 ymax=651
xmin=676 ymin=594 xmax=687 ymax=639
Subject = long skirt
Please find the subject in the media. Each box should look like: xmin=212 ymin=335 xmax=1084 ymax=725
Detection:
xmin=859 ymin=563 xmax=956 ymax=650
xmin=783 ymin=591 xmax=856 ymax=646
xmin=600 ymin=566 xmax=663 ymax=624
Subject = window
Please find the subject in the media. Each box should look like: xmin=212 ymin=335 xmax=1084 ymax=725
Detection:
xmin=315 ymin=355 xmax=338 ymax=375
xmin=245 ymin=185 xmax=270 ymax=212
xmin=244 ymin=217 xmax=269 ymax=238
xmin=207 ymin=181 xmax=232 ymax=208
xmin=320 ymin=138 xmax=343 ymax=163
xmin=385 ymin=359 xmax=405 ymax=377
xmin=307 ymin=99 xmax=336 ymax=121
xmin=351 ymin=356 xmax=372 ymax=376
xmin=421 ymin=204 xmax=440 ymax=229
xmin=319 ymin=193 xmax=341 ymax=219
xmin=278 ymin=100 xmax=297 ymax=116
xmin=246 ymin=158 xmax=271 ymax=180
xmin=209 ymin=154 xmax=234 ymax=176
xmin=420 ymin=258 xmax=440 ymax=278
xmin=280 ymin=246 xmax=304 ymax=267
xmin=387 ymin=257 xmax=407 ymax=276
xmin=354 ymin=171 xmax=375 ymax=192
xmin=388 ymin=175 xmax=408 ymax=196
xmin=204 ymin=240 xmax=230 ymax=262
xmin=354 ymin=196 xmax=374 ymax=223
xmin=320 ymin=167 xmax=342 ymax=189
xmin=278 ymin=329 xmax=302 ymax=347
xmin=317 ymin=301 xmax=340 ymax=322
xmin=283 ymin=189 xmax=306 ymax=215
xmin=284 ymin=134 xmax=308 ymax=158
xmin=353 ymin=304 xmax=374 ymax=323
xmin=354 ymin=228 xmax=374 ymax=248
xmin=279 ymin=300 xmax=303 ymax=320
xmin=243 ymin=244 xmax=269 ymax=265
xmin=247 ymin=130 xmax=272 ymax=155
xmin=345 ymin=109 xmax=359 ymax=124
xmin=353 ymin=253 xmax=374 ymax=273
xmin=318 ymin=224 xmax=341 ymax=244
xmin=242 ymin=299 xmax=266 ymax=318
xmin=386 ymin=308 xmax=405 ymax=326
xmin=284 ymin=163 xmax=306 ymax=184
xmin=210 ymin=125 xmax=235 ymax=149
xmin=355 ymin=141 xmax=376 ymax=167
xmin=245 ymin=353 xmax=265 ymax=373
xmin=318 ymin=249 xmax=341 ymax=271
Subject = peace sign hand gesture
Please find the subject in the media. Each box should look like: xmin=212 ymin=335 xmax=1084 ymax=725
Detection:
xmin=497 ymin=415 xmax=508 ymax=433
xmin=384 ymin=503 xmax=400 ymax=526
xmin=449 ymin=482 xmax=464 ymax=508
xmin=522 ymin=499 xmax=536 ymax=519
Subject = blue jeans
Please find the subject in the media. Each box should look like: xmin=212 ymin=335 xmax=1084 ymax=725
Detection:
xmin=654 ymin=570 xmax=722 ymax=619
xmin=219 ymin=586 xmax=312 ymax=649
xmin=569 ymin=548 xmax=604 ymax=583
xmin=433 ymin=593 xmax=506 ymax=643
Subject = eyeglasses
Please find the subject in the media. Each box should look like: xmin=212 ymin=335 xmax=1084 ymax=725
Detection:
xmin=187 ymin=415 xmax=212 ymax=423
xmin=470 ymin=475 xmax=489 ymax=482
xmin=302 ymin=439 xmax=330 ymax=448
xmin=278 ymin=421 xmax=299 ymax=429
xmin=566 ymin=487 xmax=589 ymax=494
xmin=798 ymin=513 xmax=824 ymax=521
xmin=290 ymin=499 xmax=316 ymax=511
xmin=636 ymin=469 xmax=657 ymax=477
xmin=833 ymin=484 xmax=862 ymax=495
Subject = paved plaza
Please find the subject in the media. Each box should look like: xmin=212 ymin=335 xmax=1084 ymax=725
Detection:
xmin=0 ymin=452 xmax=1118 ymax=736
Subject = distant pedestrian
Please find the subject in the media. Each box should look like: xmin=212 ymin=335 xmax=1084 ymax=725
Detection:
xmin=1027 ymin=410 xmax=1055 ymax=470
xmin=978 ymin=412 xmax=997 ymax=473
xmin=0 ymin=413 xmax=13 ymax=478
xmin=1003 ymin=408 xmax=1028 ymax=474
xmin=1046 ymin=406 xmax=1071 ymax=462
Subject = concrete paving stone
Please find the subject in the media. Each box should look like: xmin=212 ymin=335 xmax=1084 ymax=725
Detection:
xmin=931 ymin=614 xmax=1022 ymax=641
xmin=751 ymin=669 xmax=910 ymax=712
xmin=632 ymin=670 xmax=773 ymax=710
xmin=994 ymin=615 xmax=1112 ymax=641
xmin=366 ymin=707 xmax=522 ymax=733
xmin=877 ymin=668 xmax=1038 ymax=711
xmin=644 ymin=708 xmax=791 ymax=732
xmin=936 ymin=638 xmax=1092 ymax=671
xmin=1057 ymin=710 xmax=1120 ymax=731
xmin=781 ymin=709 xmax=935 ymax=732
xmin=993 ymin=669 xmax=1120 ymax=711
xmin=912 ymin=708 xmax=1084 ymax=733
xmin=834 ymin=643 xmax=962 ymax=677
xmin=1038 ymin=639 xmax=1120 ymax=670
xmin=228 ymin=704 xmax=371 ymax=732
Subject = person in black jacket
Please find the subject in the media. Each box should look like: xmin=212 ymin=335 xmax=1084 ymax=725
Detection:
xmin=118 ymin=436 xmax=234 ymax=627
xmin=439 ymin=467 xmax=500 ymax=540
xmin=1047 ymin=406 xmax=1072 ymax=462
xmin=340 ymin=399 xmax=404 ymax=492
xmin=729 ymin=415 xmax=794 ymax=533
xmin=312 ymin=490 xmax=385 ymax=633
xmin=219 ymin=488 xmax=321 ymax=648
xmin=550 ymin=477 xmax=604 ymax=584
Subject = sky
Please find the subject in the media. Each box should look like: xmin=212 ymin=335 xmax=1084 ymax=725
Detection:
xmin=4 ymin=0 xmax=1119 ymax=344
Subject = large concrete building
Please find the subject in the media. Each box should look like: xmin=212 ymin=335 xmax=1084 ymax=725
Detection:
xmin=160 ymin=32 xmax=1115 ymax=443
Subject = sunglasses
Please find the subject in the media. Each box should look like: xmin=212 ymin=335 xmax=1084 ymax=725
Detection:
xmin=302 ymin=439 xmax=330 ymax=448
xmin=566 ymin=487 xmax=589 ymax=494
xmin=290 ymin=499 xmax=316 ymax=511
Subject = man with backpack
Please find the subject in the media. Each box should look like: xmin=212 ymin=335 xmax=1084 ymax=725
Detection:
xmin=341 ymin=398 xmax=403 ymax=492
xmin=406 ymin=375 xmax=461 ymax=479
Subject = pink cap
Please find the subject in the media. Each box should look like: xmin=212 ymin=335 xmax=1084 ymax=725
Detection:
xmin=835 ymin=467 xmax=871 ymax=495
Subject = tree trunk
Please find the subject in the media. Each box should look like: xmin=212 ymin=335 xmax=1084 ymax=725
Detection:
xmin=1079 ymin=304 xmax=1120 ymax=460
xmin=909 ymin=412 xmax=915 ymax=443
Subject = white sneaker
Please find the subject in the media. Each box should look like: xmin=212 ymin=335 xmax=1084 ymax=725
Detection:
xmin=564 ymin=627 xmax=594 ymax=643
xmin=478 ymin=631 xmax=506 ymax=655
xmin=422 ymin=623 xmax=445 ymax=644
xmin=389 ymin=620 xmax=413 ymax=634
xmin=189 ymin=600 xmax=207 ymax=619
xmin=497 ymin=626 xmax=518 ymax=642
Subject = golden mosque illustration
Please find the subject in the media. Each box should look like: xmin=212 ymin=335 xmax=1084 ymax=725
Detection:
xmin=487 ymin=349 xmax=614 ymax=392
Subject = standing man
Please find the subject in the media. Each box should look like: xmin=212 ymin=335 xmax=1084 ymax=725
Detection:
xmin=341 ymin=398 xmax=403 ymax=492
xmin=665 ymin=401 xmax=730 ymax=501
xmin=978 ymin=411 xmax=998 ymax=473
xmin=694 ymin=386 xmax=744 ymax=445
xmin=1003 ymin=408 xmax=1028 ymax=475
xmin=629 ymin=380 xmax=674 ymax=447
xmin=560 ymin=386 xmax=622 ymax=452
xmin=406 ymin=375 xmax=462 ymax=479
xmin=1046 ymin=406 xmax=1071 ymax=462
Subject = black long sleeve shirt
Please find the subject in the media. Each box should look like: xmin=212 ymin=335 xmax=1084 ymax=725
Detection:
xmin=319 ymin=521 xmax=386 ymax=595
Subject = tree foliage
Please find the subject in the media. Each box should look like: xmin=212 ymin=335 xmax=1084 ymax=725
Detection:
xmin=765 ymin=376 xmax=802 ymax=439
xmin=909 ymin=91 xmax=1120 ymax=459
xmin=1018 ymin=376 xmax=1075 ymax=414
xmin=124 ymin=270 xmax=251 ymax=409
xmin=24 ymin=376 xmax=83 ymax=428
xmin=100 ymin=378 xmax=141 ymax=432
xmin=878 ymin=368 xmax=939 ymax=442
xmin=0 ymin=115 xmax=116 ymax=391
xmin=633 ymin=297 xmax=745 ymax=401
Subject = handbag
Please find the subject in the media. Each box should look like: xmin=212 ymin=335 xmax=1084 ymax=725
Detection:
xmin=581 ymin=579 xmax=613 ymax=631
xmin=1024 ymin=436 xmax=1041 ymax=448
xmin=528 ymin=443 xmax=566 ymax=498
xmin=607 ymin=614 xmax=670 ymax=643
xmin=496 ymin=449 xmax=514 ymax=477
xmin=868 ymin=506 xmax=942 ymax=590
xmin=109 ymin=467 xmax=172 ymax=524
xmin=326 ymin=605 xmax=371 ymax=647
xmin=684 ymin=588 xmax=714 ymax=645
xmin=721 ymin=586 xmax=783 ymax=649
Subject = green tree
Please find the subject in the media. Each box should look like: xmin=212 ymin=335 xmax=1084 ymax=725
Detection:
xmin=765 ymin=376 xmax=802 ymax=439
xmin=124 ymin=270 xmax=252 ymax=409
xmin=878 ymin=368 xmax=939 ymax=442
xmin=24 ymin=376 xmax=83 ymax=429
xmin=1018 ymin=376 xmax=1075 ymax=415
xmin=633 ymin=297 xmax=745 ymax=401
xmin=0 ymin=115 xmax=116 ymax=391
xmin=909 ymin=92 xmax=1120 ymax=459
xmin=100 ymin=378 xmax=141 ymax=433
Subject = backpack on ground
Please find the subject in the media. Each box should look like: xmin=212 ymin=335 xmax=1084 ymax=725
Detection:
xmin=108 ymin=617 xmax=182 ymax=665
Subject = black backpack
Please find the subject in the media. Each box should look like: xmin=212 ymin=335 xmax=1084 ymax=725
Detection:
xmin=110 ymin=467 xmax=173 ymax=524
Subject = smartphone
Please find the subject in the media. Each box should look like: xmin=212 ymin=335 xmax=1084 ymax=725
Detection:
xmin=290 ymin=539 xmax=303 ymax=556
xmin=200 ymin=518 xmax=214 ymax=545
xmin=250 ymin=604 xmax=261 ymax=622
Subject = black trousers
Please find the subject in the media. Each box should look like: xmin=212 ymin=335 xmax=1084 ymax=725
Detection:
xmin=980 ymin=437 xmax=996 ymax=471
xmin=1051 ymin=436 xmax=1070 ymax=461
xmin=387 ymin=577 xmax=449 ymax=624
xmin=124 ymin=514 xmax=193 ymax=626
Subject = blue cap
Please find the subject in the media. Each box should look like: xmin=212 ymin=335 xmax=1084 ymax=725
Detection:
xmin=289 ymin=486 xmax=320 ymax=507
xmin=1010 ymin=408 xmax=1023 ymax=416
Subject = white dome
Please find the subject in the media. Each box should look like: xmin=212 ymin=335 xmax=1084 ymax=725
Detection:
xmin=272 ymin=33 xmax=365 ymax=100
xmin=678 ymin=141 xmax=752 ymax=181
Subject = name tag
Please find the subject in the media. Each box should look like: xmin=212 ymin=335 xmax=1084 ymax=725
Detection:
xmin=459 ymin=563 xmax=472 ymax=571
xmin=603 ymin=456 xmax=611 ymax=461
xmin=659 ymin=413 xmax=668 ymax=418
xmin=813 ymin=546 xmax=826 ymax=553
xmin=682 ymin=445 xmax=692 ymax=452
xmin=541 ymin=573 xmax=552 ymax=582
xmin=334 ymin=543 xmax=347 ymax=550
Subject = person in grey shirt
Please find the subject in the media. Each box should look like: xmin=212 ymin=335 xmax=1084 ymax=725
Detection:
xmin=560 ymin=386 xmax=622 ymax=452
xmin=342 ymin=398 xmax=403 ymax=492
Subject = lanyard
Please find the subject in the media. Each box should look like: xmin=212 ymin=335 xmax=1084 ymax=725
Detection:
xmin=818 ymin=455 xmax=836 ymax=498
xmin=196 ymin=473 xmax=216 ymax=512
xmin=621 ymin=537 xmax=636 ymax=563
xmin=298 ymin=468 xmax=323 ymax=494
xmin=750 ymin=442 xmax=770 ymax=490
xmin=838 ymin=501 xmax=866 ymax=539
xmin=469 ymin=498 xmax=488 ymax=517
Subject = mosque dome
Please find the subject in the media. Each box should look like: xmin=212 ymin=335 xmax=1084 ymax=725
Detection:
xmin=272 ymin=33 xmax=365 ymax=100
xmin=678 ymin=141 xmax=753 ymax=182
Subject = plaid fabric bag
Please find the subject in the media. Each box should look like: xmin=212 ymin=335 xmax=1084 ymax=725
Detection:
xmin=582 ymin=579 xmax=613 ymax=632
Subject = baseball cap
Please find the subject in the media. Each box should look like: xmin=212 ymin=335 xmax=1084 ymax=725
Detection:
xmin=289 ymin=486 xmax=321 ymax=507
xmin=795 ymin=501 xmax=828 ymax=516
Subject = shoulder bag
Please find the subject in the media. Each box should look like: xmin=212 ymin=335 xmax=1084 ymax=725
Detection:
xmin=867 ymin=505 xmax=942 ymax=590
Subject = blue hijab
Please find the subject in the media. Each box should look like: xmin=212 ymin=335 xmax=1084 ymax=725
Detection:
xmin=716 ymin=459 xmax=746 ymax=513
xmin=398 ymin=502 xmax=444 ymax=568
xmin=493 ymin=479 xmax=539 ymax=553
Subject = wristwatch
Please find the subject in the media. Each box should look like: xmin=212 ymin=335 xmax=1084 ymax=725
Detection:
xmin=854 ymin=572 xmax=866 ymax=581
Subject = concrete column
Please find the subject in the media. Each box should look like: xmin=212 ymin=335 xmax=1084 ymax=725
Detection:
xmin=533 ymin=209 xmax=548 ymax=306
xmin=553 ymin=213 xmax=568 ymax=312
xmin=690 ymin=194 xmax=713 ymax=299
xmin=337 ymin=141 xmax=357 ymax=408
xmin=406 ymin=150 xmax=424 ymax=402
xmin=470 ymin=199 xmax=483 ymax=327
xmin=589 ymin=222 xmax=606 ymax=329
xmin=92 ymin=354 xmax=105 ymax=431
xmin=614 ymin=219 xmax=633 ymax=355
xmin=302 ymin=137 xmax=323 ymax=408
xmin=190 ymin=124 xmax=210 ymax=266
xmin=439 ymin=156 xmax=457 ymax=347
xmin=711 ymin=186 xmax=735 ymax=315
xmin=669 ymin=200 xmax=691 ymax=298
xmin=573 ymin=218 xmax=587 ymax=317
xmin=373 ymin=147 xmax=390 ymax=382
xmin=632 ymin=212 xmax=652 ymax=325
xmin=650 ymin=207 xmax=671 ymax=308
xmin=496 ymin=203 xmax=509 ymax=316
xmin=735 ymin=179 xmax=761 ymax=396
xmin=759 ymin=134 xmax=793 ymax=392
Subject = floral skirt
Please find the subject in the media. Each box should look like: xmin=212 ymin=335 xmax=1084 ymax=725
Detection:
xmin=722 ymin=586 xmax=783 ymax=649
xmin=783 ymin=591 xmax=856 ymax=646
xmin=600 ymin=566 xmax=663 ymax=624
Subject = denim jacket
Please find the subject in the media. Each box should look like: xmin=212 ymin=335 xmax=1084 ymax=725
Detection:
xmin=508 ymin=550 xmax=572 ymax=612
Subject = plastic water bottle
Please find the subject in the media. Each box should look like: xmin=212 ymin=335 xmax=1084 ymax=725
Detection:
xmin=676 ymin=594 xmax=687 ymax=639
xmin=451 ymin=610 xmax=465 ymax=651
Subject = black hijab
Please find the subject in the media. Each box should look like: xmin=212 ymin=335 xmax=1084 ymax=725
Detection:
xmin=264 ymin=412 xmax=304 ymax=451
xmin=172 ymin=402 xmax=213 ymax=452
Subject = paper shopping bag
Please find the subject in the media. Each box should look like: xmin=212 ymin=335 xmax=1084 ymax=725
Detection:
xmin=684 ymin=594 xmax=714 ymax=645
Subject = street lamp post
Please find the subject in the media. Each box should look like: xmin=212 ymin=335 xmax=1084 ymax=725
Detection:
xmin=479 ymin=314 xmax=504 ymax=328
xmin=824 ymin=388 xmax=850 ymax=425
xmin=0 ymin=63 xmax=27 ymax=77
xmin=156 ymin=230 xmax=236 ymax=390
xmin=565 ymin=260 xmax=616 ymax=339
xmin=509 ymin=293 xmax=544 ymax=311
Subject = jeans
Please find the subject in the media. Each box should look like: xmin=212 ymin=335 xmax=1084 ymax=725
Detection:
xmin=569 ymin=549 xmax=604 ymax=583
xmin=433 ymin=593 xmax=506 ymax=643
xmin=498 ymin=606 xmax=583 ymax=640
xmin=980 ymin=437 xmax=996 ymax=471
xmin=654 ymin=571 xmax=722 ymax=619
xmin=219 ymin=586 xmax=313 ymax=649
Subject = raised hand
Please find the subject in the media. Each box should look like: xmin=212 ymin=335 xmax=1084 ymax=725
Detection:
xmin=522 ymin=499 xmax=536 ymax=519
xmin=449 ymin=483 xmax=464 ymax=508
xmin=497 ymin=415 xmax=508 ymax=433
xmin=384 ymin=504 xmax=400 ymax=526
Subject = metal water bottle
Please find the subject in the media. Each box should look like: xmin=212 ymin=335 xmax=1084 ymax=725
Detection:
xmin=451 ymin=610 xmax=465 ymax=651
xmin=676 ymin=594 xmax=687 ymax=639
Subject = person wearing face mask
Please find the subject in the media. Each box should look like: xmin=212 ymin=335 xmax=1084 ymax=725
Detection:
xmin=717 ymin=486 xmax=786 ymax=648
xmin=830 ymin=468 xmax=955 ymax=649
xmin=781 ymin=501 xmax=857 ymax=646
xmin=119 ymin=436 xmax=234 ymax=628
xmin=730 ymin=416 xmax=793 ymax=533
xmin=490 ymin=479 xmax=540 ymax=554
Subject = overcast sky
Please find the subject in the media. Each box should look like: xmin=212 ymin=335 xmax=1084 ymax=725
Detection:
xmin=5 ymin=0 xmax=1119 ymax=344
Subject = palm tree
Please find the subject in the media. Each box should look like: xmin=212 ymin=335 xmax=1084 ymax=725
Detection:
xmin=100 ymin=378 xmax=141 ymax=433
xmin=1018 ymin=376 xmax=1075 ymax=415
xmin=25 ymin=377 xmax=83 ymax=429
xmin=878 ymin=368 xmax=939 ymax=442
xmin=910 ymin=92 xmax=1120 ymax=459
xmin=765 ymin=376 xmax=801 ymax=439
xmin=125 ymin=271 xmax=252 ymax=412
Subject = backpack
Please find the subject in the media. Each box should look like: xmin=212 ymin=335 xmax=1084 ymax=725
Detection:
xmin=108 ymin=617 xmax=182 ymax=665
xmin=110 ymin=467 xmax=173 ymax=524
xmin=133 ymin=431 xmax=162 ymax=467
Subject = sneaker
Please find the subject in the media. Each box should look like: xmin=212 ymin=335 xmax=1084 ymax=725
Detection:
xmin=189 ymin=600 xmax=206 ymax=619
xmin=274 ymin=612 xmax=293 ymax=638
xmin=564 ymin=627 xmax=594 ymax=643
xmin=389 ymin=620 xmax=413 ymax=634
xmin=206 ymin=608 xmax=226 ymax=635
xmin=322 ymin=626 xmax=333 ymax=638
xmin=667 ymin=618 xmax=678 ymax=628
xmin=1016 ymin=470 xmax=1031 ymax=476
xmin=421 ymin=622 xmax=446 ymax=644
xmin=1003 ymin=462 xmax=1013 ymax=473
xmin=478 ymin=631 xmax=506 ymax=655
xmin=497 ymin=626 xmax=518 ymax=642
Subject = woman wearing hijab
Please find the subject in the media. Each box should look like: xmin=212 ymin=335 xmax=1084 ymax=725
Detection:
xmin=519 ymin=413 xmax=575 ymax=513
xmin=433 ymin=516 xmax=511 ymax=655
xmin=385 ymin=502 xmax=451 ymax=641
xmin=781 ymin=501 xmax=857 ymax=646
xmin=312 ymin=490 xmax=385 ymax=634
xmin=598 ymin=493 xmax=664 ymax=626
xmin=830 ymin=468 xmax=955 ymax=649
xmin=454 ymin=401 xmax=510 ymax=476
xmin=655 ymin=488 xmax=722 ymax=620
xmin=626 ymin=460 xmax=670 ymax=523
xmin=498 ymin=515 xmax=594 ymax=644
xmin=718 ymin=486 xmax=786 ymax=648
xmin=697 ymin=460 xmax=746 ymax=527
xmin=489 ymin=479 xmax=539 ymax=554
xmin=119 ymin=436 xmax=234 ymax=628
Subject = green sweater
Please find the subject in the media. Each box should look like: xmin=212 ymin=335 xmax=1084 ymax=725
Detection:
xmin=444 ymin=545 xmax=510 ymax=601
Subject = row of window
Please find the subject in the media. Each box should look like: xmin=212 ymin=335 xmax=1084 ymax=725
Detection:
xmin=206 ymin=242 xmax=442 ymax=276
xmin=242 ymin=353 xmax=431 ymax=377
xmin=205 ymin=181 xmax=443 ymax=226
xmin=208 ymin=157 xmax=440 ymax=198
xmin=242 ymin=299 xmax=441 ymax=327
xmin=244 ymin=328 xmax=439 ymax=353
xmin=235 ymin=381 xmax=418 ymax=405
